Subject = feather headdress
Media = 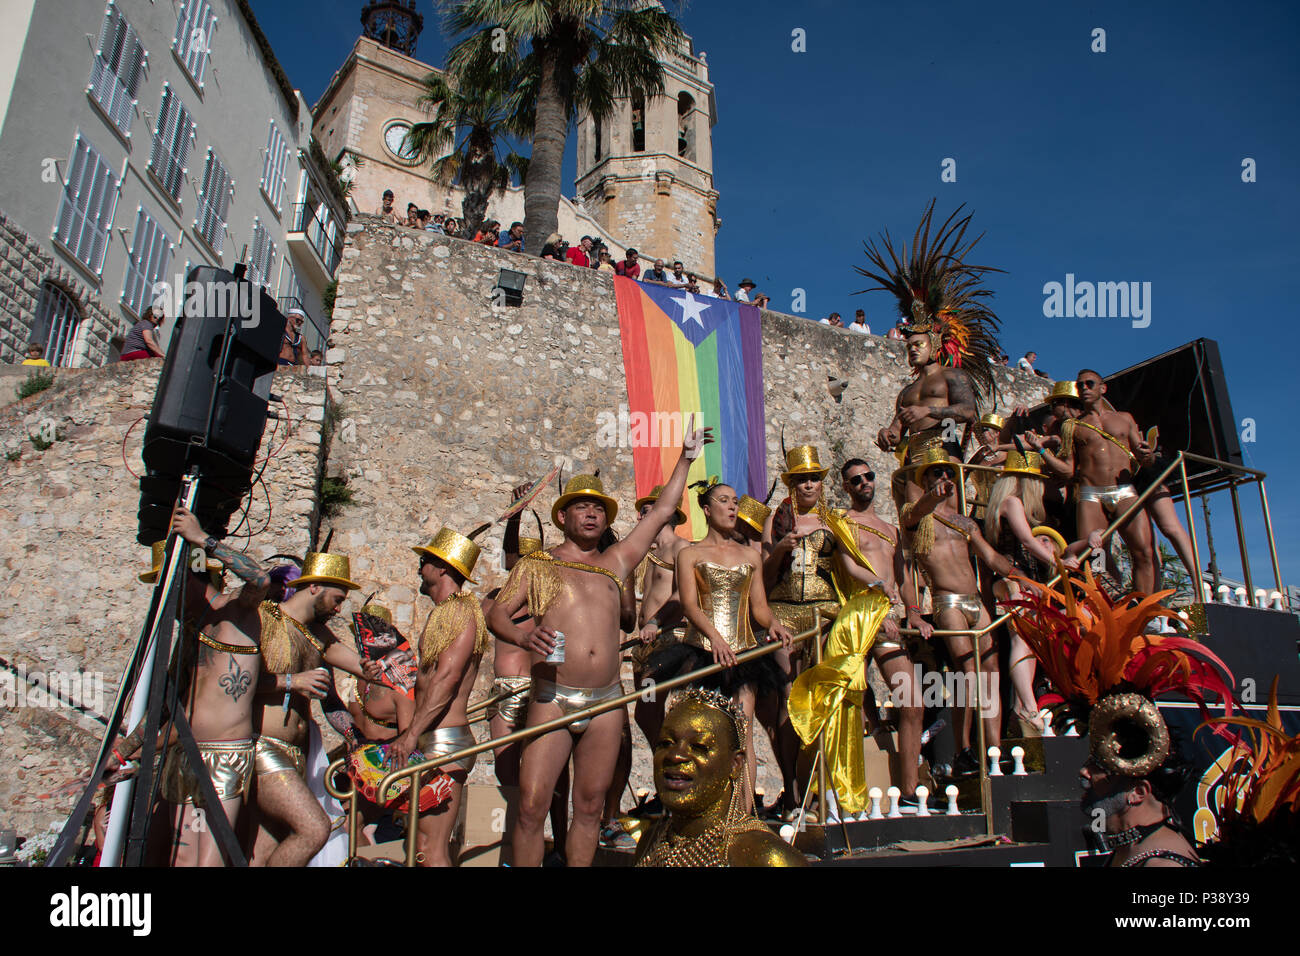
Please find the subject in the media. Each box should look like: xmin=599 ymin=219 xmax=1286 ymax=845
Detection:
xmin=855 ymin=199 xmax=1004 ymax=405
xmin=1005 ymin=567 xmax=1237 ymax=777
xmin=1197 ymin=678 xmax=1300 ymax=865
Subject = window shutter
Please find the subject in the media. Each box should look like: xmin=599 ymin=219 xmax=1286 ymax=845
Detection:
xmin=149 ymin=86 xmax=174 ymax=177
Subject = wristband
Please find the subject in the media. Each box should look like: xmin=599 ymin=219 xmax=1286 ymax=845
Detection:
xmin=112 ymin=748 xmax=127 ymax=765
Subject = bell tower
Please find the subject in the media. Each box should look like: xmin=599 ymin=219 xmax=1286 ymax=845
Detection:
xmin=574 ymin=27 xmax=720 ymax=276
xmin=361 ymin=0 xmax=424 ymax=58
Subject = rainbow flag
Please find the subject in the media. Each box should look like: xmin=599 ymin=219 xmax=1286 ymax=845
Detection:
xmin=614 ymin=276 xmax=767 ymax=537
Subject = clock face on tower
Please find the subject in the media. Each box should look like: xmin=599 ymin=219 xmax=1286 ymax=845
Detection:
xmin=383 ymin=121 xmax=417 ymax=163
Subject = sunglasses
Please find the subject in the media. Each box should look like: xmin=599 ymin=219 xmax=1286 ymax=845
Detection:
xmin=1078 ymin=379 xmax=1101 ymax=388
xmin=847 ymin=472 xmax=876 ymax=485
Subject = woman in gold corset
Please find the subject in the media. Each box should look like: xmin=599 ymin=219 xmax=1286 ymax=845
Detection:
xmin=674 ymin=480 xmax=793 ymax=808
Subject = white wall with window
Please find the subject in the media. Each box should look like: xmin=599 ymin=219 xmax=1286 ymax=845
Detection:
xmin=52 ymin=132 xmax=120 ymax=276
xmin=195 ymin=148 xmax=232 ymax=256
xmin=260 ymin=120 xmax=290 ymax=214
xmin=89 ymin=2 xmax=146 ymax=137
xmin=248 ymin=218 xmax=275 ymax=289
xmin=173 ymin=0 xmax=217 ymax=89
xmin=121 ymin=207 xmax=174 ymax=318
xmin=148 ymin=84 xmax=195 ymax=203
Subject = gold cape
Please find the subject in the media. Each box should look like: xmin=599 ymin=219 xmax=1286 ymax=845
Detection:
xmin=788 ymin=587 xmax=890 ymax=814
xmin=418 ymin=592 xmax=489 ymax=667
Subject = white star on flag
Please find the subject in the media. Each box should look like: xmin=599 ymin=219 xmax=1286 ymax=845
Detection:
xmin=671 ymin=291 xmax=713 ymax=328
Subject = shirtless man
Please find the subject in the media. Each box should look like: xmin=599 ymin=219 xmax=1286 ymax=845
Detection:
xmin=248 ymin=552 xmax=378 ymax=866
xmin=387 ymin=528 xmax=489 ymax=867
xmin=876 ymin=328 xmax=978 ymax=502
xmin=631 ymin=485 xmax=689 ymax=748
xmin=490 ymin=423 xmax=713 ymax=867
xmin=903 ymin=451 xmax=1014 ymax=775
xmin=1027 ymin=369 xmax=1156 ymax=592
xmin=106 ymin=508 xmax=271 ymax=866
xmin=839 ymin=459 xmax=931 ymax=807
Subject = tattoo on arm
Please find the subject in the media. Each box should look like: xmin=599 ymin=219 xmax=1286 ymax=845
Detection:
xmin=208 ymin=541 xmax=271 ymax=589
xmin=940 ymin=370 xmax=977 ymax=423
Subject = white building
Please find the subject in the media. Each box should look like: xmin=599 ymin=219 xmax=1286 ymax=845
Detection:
xmin=0 ymin=0 xmax=347 ymax=366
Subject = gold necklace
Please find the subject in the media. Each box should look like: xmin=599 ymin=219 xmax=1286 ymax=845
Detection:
xmin=270 ymin=603 xmax=325 ymax=654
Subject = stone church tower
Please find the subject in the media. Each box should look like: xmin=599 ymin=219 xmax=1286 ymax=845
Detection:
xmin=574 ymin=25 xmax=720 ymax=276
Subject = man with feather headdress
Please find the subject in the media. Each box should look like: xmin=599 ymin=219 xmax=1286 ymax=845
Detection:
xmin=860 ymin=201 xmax=1004 ymax=501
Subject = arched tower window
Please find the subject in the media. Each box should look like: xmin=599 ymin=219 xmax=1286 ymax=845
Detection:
xmin=677 ymin=92 xmax=696 ymax=160
xmin=594 ymin=116 xmax=603 ymax=161
xmin=33 ymin=281 xmax=83 ymax=367
xmin=631 ymin=90 xmax=645 ymax=152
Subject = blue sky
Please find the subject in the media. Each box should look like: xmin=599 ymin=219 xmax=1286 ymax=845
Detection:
xmin=253 ymin=0 xmax=1300 ymax=586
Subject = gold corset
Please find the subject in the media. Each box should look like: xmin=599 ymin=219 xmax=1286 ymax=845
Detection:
xmin=684 ymin=562 xmax=757 ymax=653
xmin=769 ymin=528 xmax=837 ymax=604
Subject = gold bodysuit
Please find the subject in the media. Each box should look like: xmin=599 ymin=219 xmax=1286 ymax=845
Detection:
xmin=684 ymin=563 xmax=757 ymax=653
xmin=769 ymin=528 xmax=840 ymax=636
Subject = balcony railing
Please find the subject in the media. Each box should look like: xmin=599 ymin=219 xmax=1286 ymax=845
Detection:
xmin=291 ymin=202 xmax=343 ymax=275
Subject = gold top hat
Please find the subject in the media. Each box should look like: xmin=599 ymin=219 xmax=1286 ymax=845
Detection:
xmin=552 ymin=475 xmax=619 ymax=530
xmin=288 ymin=552 xmax=362 ymax=591
xmin=781 ymin=445 xmax=829 ymax=484
xmin=1001 ymin=450 xmax=1045 ymax=478
xmin=412 ymin=528 xmax=481 ymax=584
xmin=518 ymin=536 xmax=543 ymax=556
xmin=1048 ymin=380 xmax=1081 ymax=403
xmin=139 ymin=540 xmax=222 ymax=584
xmin=978 ymin=412 xmax=1007 ymax=431
xmin=736 ymin=495 xmax=771 ymax=535
xmin=914 ymin=446 xmax=958 ymax=484
xmin=634 ymin=483 xmax=687 ymax=525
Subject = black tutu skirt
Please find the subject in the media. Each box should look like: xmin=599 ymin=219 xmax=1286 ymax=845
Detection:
xmin=642 ymin=640 xmax=784 ymax=698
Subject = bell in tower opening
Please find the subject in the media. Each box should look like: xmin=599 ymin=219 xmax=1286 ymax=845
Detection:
xmin=361 ymin=0 xmax=424 ymax=58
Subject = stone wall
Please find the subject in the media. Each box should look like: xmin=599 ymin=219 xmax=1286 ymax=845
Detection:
xmin=0 ymin=210 xmax=119 ymax=368
xmin=0 ymin=360 xmax=329 ymax=838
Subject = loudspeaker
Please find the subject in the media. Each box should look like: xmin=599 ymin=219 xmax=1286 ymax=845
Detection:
xmin=137 ymin=266 xmax=286 ymax=545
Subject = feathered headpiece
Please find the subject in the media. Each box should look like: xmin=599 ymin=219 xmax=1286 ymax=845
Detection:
xmin=855 ymin=199 xmax=1004 ymax=405
xmin=1006 ymin=567 xmax=1237 ymax=778
xmin=1197 ymin=678 xmax=1300 ymax=865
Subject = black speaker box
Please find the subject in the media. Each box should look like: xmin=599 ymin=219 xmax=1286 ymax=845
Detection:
xmin=136 ymin=266 xmax=286 ymax=545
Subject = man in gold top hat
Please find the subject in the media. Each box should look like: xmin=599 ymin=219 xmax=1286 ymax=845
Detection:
xmin=105 ymin=507 xmax=272 ymax=866
xmin=490 ymin=420 xmax=714 ymax=867
xmin=387 ymin=527 xmax=490 ymax=866
xmin=902 ymin=448 xmax=1015 ymax=776
xmin=967 ymin=412 xmax=1012 ymax=521
xmin=248 ymin=550 xmax=380 ymax=866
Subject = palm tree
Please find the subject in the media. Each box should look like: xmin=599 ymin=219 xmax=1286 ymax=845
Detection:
xmin=404 ymin=51 xmax=530 ymax=240
xmin=441 ymin=0 xmax=686 ymax=254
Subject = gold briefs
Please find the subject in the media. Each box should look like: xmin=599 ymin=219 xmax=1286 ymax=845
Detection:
xmin=488 ymin=676 xmax=532 ymax=726
xmin=932 ymin=593 xmax=984 ymax=628
xmin=254 ymin=735 xmax=306 ymax=778
xmin=532 ymin=679 xmax=624 ymax=734
xmin=1078 ymin=484 xmax=1138 ymax=513
xmin=160 ymin=738 xmax=255 ymax=806
xmin=417 ymin=724 xmax=478 ymax=774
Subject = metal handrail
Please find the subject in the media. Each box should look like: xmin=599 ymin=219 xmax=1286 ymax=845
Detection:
xmin=327 ymin=618 xmax=832 ymax=867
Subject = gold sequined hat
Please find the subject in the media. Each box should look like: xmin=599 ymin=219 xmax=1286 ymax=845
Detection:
xmin=914 ymin=446 xmax=959 ymax=484
xmin=552 ymin=475 xmax=619 ymax=529
xmin=359 ymin=603 xmax=392 ymax=622
xmin=736 ymin=495 xmax=771 ymax=536
xmin=1048 ymin=380 xmax=1082 ymax=403
xmin=287 ymin=551 xmax=362 ymax=591
xmin=781 ymin=445 xmax=829 ymax=484
xmin=138 ymin=540 xmax=222 ymax=584
xmin=518 ymin=536 xmax=543 ymax=556
xmin=978 ymin=412 xmax=1007 ymax=431
xmin=412 ymin=528 xmax=481 ymax=584
xmin=1001 ymin=450 xmax=1045 ymax=478
xmin=634 ymin=483 xmax=687 ymax=525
